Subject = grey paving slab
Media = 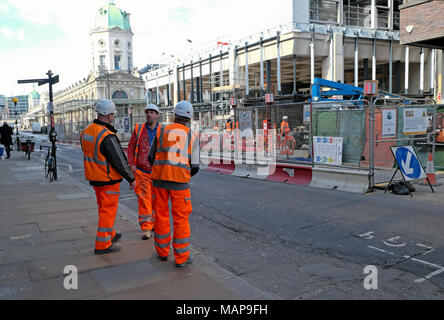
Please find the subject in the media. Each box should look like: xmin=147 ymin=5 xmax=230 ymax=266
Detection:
xmin=155 ymin=273 xmax=242 ymax=300
xmin=0 ymin=229 xmax=87 ymax=251
xmin=0 ymin=241 xmax=79 ymax=265
xmin=26 ymin=253 xmax=112 ymax=282
xmin=90 ymin=260 xmax=168 ymax=294
xmin=0 ymin=263 xmax=30 ymax=286
xmin=37 ymin=216 xmax=98 ymax=232
xmin=0 ymin=286 xmax=14 ymax=300
xmin=10 ymin=272 xmax=104 ymax=300
xmin=91 ymin=283 xmax=165 ymax=300
xmin=56 ymin=193 xmax=92 ymax=200
xmin=0 ymin=223 xmax=41 ymax=238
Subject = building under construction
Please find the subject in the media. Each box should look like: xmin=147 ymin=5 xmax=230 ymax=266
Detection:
xmin=142 ymin=0 xmax=443 ymax=125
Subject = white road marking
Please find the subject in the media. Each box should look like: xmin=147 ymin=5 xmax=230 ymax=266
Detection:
xmin=359 ymin=231 xmax=375 ymax=240
xmin=368 ymin=246 xmax=395 ymax=256
xmin=383 ymin=236 xmax=407 ymax=248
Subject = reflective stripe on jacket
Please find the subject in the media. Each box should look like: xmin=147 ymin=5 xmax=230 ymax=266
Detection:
xmin=133 ymin=123 xmax=144 ymax=165
xmin=80 ymin=123 xmax=122 ymax=182
xmin=150 ymin=123 xmax=195 ymax=184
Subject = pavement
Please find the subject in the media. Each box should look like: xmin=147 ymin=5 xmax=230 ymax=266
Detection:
xmin=0 ymin=150 xmax=274 ymax=300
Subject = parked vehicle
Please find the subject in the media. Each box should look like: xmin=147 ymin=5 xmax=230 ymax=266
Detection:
xmin=32 ymin=122 xmax=41 ymax=134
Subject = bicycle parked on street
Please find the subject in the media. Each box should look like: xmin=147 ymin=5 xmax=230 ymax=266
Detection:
xmin=40 ymin=144 xmax=57 ymax=182
xmin=21 ymin=138 xmax=35 ymax=160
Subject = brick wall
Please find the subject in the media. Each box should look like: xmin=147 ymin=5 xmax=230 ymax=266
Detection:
xmin=400 ymin=1 xmax=444 ymax=45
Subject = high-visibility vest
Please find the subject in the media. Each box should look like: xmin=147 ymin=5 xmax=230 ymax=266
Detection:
xmin=226 ymin=121 xmax=232 ymax=132
xmin=281 ymin=121 xmax=290 ymax=134
xmin=133 ymin=123 xmax=145 ymax=165
xmin=80 ymin=123 xmax=121 ymax=182
xmin=133 ymin=123 xmax=162 ymax=165
xmin=151 ymin=123 xmax=195 ymax=184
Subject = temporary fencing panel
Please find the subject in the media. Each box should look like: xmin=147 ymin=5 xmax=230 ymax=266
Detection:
xmin=311 ymin=101 xmax=370 ymax=169
xmin=369 ymin=99 xmax=443 ymax=187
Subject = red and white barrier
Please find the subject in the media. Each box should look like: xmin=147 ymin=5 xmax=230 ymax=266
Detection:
xmin=202 ymin=157 xmax=313 ymax=186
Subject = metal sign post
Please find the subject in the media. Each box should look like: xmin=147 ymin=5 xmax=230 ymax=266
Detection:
xmin=18 ymin=70 xmax=60 ymax=180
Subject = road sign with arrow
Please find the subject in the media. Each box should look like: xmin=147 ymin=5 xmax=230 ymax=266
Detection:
xmin=392 ymin=146 xmax=426 ymax=181
xmin=385 ymin=146 xmax=434 ymax=197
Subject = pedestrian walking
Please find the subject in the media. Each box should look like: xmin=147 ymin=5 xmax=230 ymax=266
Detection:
xmin=127 ymin=104 xmax=160 ymax=240
xmin=0 ymin=122 xmax=13 ymax=159
xmin=148 ymin=101 xmax=200 ymax=267
xmin=80 ymin=99 xmax=135 ymax=255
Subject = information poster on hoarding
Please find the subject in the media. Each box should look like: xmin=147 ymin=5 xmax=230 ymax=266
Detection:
xmin=313 ymin=136 xmax=343 ymax=166
xmin=115 ymin=117 xmax=130 ymax=134
xmin=403 ymin=108 xmax=428 ymax=135
xmin=382 ymin=109 xmax=397 ymax=138
xmin=239 ymin=110 xmax=253 ymax=138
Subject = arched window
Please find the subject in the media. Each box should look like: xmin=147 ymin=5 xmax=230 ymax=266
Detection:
xmin=112 ymin=90 xmax=128 ymax=99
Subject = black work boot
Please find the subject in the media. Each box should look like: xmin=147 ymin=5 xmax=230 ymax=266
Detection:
xmin=176 ymin=255 xmax=193 ymax=268
xmin=95 ymin=243 xmax=121 ymax=255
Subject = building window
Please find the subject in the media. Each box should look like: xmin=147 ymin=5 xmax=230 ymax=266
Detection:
xmin=99 ymin=55 xmax=105 ymax=67
xmin=112 ymin=90 xmax=128 ymax=99
xmin=128 ymin=55 xmax=132 ymax=70
xmin=114 ymin=55 xmax=121 ymax=70
xmin=114 ymin=39 xmax=120 ymax=47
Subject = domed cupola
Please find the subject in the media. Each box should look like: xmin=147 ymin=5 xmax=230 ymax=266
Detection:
xmin=95 ymin=0 xmax=131 ymax=32
xmin=90 ymin=1 xmax=134 ymax=74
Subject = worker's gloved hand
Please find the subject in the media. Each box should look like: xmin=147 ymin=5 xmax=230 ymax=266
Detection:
xmin=130 ymin=165 xmax=137 ymax=174
xmin=130 ymin=181 xmax=135 ymax=190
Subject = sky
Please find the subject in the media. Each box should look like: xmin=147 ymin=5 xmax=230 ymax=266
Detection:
xmin=0 ymin=0 xmax=293 ymax=97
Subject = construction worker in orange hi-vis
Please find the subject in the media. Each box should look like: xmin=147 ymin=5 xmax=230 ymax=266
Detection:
xmin=226 ymin=119 xmax=232 ymax=132
xmin=80 ymin=99 xmax=135 ymax=255
xmin=149 ymin=100 xmax=200 ymax=267
xmin=127 ymin=104 xmax=161 ymax=240
xmin=281 ymin=116 xmax=290 ymax=137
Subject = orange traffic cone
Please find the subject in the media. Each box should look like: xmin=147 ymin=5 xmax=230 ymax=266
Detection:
xmin=422 ymin=152 xmax=440 ymax=186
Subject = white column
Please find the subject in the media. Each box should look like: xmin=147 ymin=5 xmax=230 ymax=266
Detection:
xmin=372 ymin=39 xmax=377 ymax=81
xmin=310 ymin=40 xmax=315 ymax=84
xmin=431 ymin=49 xmax=436 ymax=94
xmin=420 ymin=48 xmax=425 ymax=93
xmin=405 ymin=46 xmax=409 ymax=94
xmin=354 ymin=37 xmax=359 ymax=87
xmin=371 ymin=0 xmax=377 ymax=30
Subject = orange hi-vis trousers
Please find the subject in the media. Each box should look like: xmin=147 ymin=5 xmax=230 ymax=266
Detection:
xmin=134 ymin=170 xmax=155 ymax=232
xmin=153 ymin=187 xmax=192 ymax=265
xmin=93 ymin=184 xmax=120 ymax=250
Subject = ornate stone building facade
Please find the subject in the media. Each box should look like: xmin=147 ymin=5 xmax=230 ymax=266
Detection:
xmin=36 ymin=1 xmax=146 ymax=141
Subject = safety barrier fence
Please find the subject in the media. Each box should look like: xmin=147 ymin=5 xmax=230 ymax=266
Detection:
xmin=53 ymin=98 xmax=444 ymax=194
xmin=369 ymin=99 xmax=443 ymax=190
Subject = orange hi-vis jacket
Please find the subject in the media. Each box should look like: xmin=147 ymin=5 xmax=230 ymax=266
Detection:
xmin=80 ymin=123 xmax=121 ymax=182
xmin=281 ymin=121 xmax=290 ymax=135
xmin=151 ymin=123 xmax=195 ymax=184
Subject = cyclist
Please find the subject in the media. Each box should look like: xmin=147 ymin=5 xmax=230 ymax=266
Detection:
xmin=80 ymin=99 xmax=135 ymax=255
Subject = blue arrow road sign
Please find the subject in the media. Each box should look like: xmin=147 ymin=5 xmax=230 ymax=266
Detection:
xmin=391 ymin=146 xmax=426 ymax=181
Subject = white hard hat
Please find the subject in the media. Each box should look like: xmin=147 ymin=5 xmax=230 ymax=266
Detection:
xmin=145 ymin=103 xmax=160 ymax=114
xmin=283 ymin=116 xmax=288 ymax=120
xmin=96 ymin=99 xmax=116 ymax=116
xmin=174 ymin=100 xmax=193 ymax=120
